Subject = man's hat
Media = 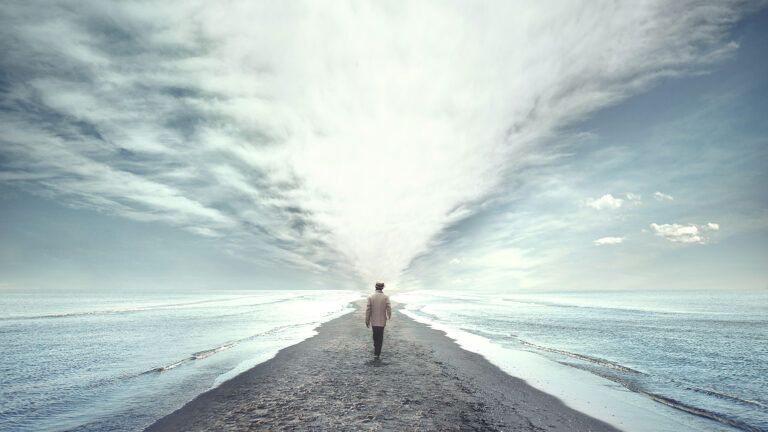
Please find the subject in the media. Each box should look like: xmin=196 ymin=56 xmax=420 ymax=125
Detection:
xmin=375 ymin=281 xmax=385 ymax=289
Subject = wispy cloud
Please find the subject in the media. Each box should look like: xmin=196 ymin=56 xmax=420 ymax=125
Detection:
xmin=0 ymin=1 xmax=747 ymax=285
xmin=654 ymin=191 xmax=674 ymax=201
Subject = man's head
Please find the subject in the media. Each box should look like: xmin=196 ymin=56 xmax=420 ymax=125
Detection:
xmin=375 ymin=281 xmax=385 ymax=291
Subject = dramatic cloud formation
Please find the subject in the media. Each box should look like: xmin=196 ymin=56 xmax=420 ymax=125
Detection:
xmin=594 ymin=236 xmax=625 ymax=246
xmin=0 ymin=1 xmax=748 ymax=286
xmin=650 ymin=222 xmax=720 ymax=244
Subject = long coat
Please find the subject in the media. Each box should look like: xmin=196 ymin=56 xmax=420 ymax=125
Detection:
xmin=365 ymin=290 xmax=392 ymax=327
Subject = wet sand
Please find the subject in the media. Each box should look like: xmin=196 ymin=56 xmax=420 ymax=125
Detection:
xmin=145 ymin=300 xmax=619 ymax=431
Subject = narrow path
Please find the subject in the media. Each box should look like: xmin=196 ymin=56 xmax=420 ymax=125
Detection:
xmin=146 ymin=301 xmax=619 ymax=431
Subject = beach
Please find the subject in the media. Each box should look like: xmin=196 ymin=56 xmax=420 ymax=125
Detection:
xmin=145 ymin=300 xmax=618 ymax=431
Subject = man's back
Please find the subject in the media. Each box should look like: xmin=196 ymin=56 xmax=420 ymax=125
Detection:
xmin=366 ymin=291 xmax=391 ymax=327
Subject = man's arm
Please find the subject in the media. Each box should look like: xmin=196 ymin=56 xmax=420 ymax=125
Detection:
xmin=386 ymin=296 xmax=392 ymax=320
xmin=365 ymin=297 xmax=371 ymax=327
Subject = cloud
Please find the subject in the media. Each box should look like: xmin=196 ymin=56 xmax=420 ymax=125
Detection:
xmin=586 ymin=194 xmax=624 ymax=210
xmin=594 ymin=236 xmax=625 ymax=246
xmin=654 ymin=191 xmax=674 ymax=201
xmin=0 ymin=1 xmax=746 ymax=285
xmin=650 ymin=222 xmax=719 ymax=244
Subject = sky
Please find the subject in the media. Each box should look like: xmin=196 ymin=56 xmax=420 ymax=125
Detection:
xmin=1 ymin=1 xmax=766 ymax=293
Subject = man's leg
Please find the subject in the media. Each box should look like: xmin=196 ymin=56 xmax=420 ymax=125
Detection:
xmin=372 ymin=326 xmax=384 ymax=356
xmin=371 ymin=327 xmax=377 ymax=353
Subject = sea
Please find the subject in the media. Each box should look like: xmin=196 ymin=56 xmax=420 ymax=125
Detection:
xmin=3 ymin=289 xmax=766 ymax=432
xmin=393 ymin=289 xmax=768 ymax=432
xmin=0 ymin=289 xmax=361 ymax=432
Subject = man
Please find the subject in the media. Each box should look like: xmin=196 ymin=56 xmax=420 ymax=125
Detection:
xmin=365 ymin=281 xmax=392 ymax=360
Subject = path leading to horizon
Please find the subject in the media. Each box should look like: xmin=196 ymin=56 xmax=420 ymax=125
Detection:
xmin=145 ymin=300 xmax=618 ymax=431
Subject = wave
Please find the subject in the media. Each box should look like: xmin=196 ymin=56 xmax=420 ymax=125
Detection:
xmin=0 ymin=294 xmax=308 ymax=321
xmin=514 ymin=337 xmax=644 ymax=374
xmin=139 ymin=303 xmax=356 ymax=375
xmin=138 ymin=321 xmax=317 ymax=375
xmin=402 ymin=305 xmax=445 ymax=324
xmin=144 ymin=359 xmax=188 ymax=374
xmin=541 ymin=354 xmax=767 ymax=432
xmin=403 ymin=306 xmax=644 ymax=375
xmin=501 ymin=297 xmax=702 ymax=316
xmin=639 ymin=389 xmax=761 ymax=432
xmin=138 ymin=302 xmax=360 ymax=376
xmin=141 ymin=341 xmax=239 ymax=374
xmin=192 ymin=343 xmax=236 ymax=360
xmin=561 ymin=360 xmax=762 ymax=432
xmin=519 ymin=338 xmax=767 ymax=430
xmin=676 ymin=381 xmax=768 ymax=410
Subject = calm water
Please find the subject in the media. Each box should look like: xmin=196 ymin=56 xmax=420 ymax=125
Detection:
xmin=0 ymin=290 xmax=361 ymax=432
xmin=395 ymin=290 xmax=768 ymax=432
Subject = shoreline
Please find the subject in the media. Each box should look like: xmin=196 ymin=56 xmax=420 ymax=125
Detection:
xmin=145 ymin=300 xmax=620 ymax=431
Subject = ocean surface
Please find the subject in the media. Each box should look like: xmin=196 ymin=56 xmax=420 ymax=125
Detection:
xmin=394 ymin=290 xmax=768 ymax=432
xmin=0 ymin=289 xmax=361 ymax=432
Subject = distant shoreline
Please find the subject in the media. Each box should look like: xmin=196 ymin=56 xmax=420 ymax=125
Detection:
xmin=144 ymin=300 xmax=618 ymax=431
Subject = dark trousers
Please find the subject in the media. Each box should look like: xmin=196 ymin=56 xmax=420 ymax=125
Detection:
xmin=372 ymin=326 xmax=385 ymax=355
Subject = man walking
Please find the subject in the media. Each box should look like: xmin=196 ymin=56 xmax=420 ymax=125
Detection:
xmin=365 ymin=281 xmax=392 ymax=360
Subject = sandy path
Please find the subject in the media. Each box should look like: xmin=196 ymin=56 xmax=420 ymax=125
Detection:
xmin=145 ymin=300 xmax=619 ymax=431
